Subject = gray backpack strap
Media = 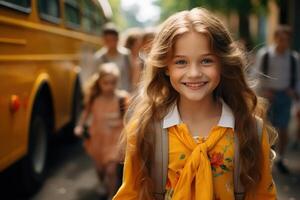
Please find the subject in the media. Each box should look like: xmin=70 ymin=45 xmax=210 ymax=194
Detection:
xmin=234 ymin=117 xmax=263 ymax=200
xmin=233 ymin=133 xmax=244 ymax=200
xmin=151 ymin=121 xmax=168 ymax=200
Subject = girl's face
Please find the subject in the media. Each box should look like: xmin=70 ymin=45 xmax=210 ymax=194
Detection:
xmin=98 ymin=74 xmax=118 ymax=95
xmin=167 ymin=32 xmax=221 ymax=103
xmin=104 ymin=34 xmax=118 ymax=49
xmin=132 ymin=38 xmax=142 ymax=54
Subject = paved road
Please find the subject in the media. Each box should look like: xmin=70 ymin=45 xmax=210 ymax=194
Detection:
xmin=31 ymin=140 xmax=101 ymax=200
xmin=274 ymin=148 xmax=300 ymax=200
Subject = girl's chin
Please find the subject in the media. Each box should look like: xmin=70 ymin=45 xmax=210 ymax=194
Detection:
xmin=180 ymin=95 xmax=206 ymax=102
xmin=179 ymin=93 xmax=215 ymax=102
xmin=102 ymin=91 xmax=115 ymax=96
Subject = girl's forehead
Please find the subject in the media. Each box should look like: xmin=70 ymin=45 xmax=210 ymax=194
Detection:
xmin=100 ymin=73 xmax=118 ymax=80
xmin=172 ymin=32 xmax=212 ymax=55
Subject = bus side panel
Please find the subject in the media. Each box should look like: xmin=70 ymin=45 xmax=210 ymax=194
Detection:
xmin=0 ymin=62 xmax=37 ymax=171
xmin=0 ymin=7 xmax=102 ymax=171
xmin=45 ymin=60 xmax=75 ymax=131
xmin=0 ymin=61 xmax=75 ymax=171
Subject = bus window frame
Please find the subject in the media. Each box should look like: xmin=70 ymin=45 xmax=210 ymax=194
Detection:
xmin=37 ymin=0 xmax=61 ymax=25
xmin=81 ymin=0 xmax=95 ymax=34
xmin=93 ymin=6 xmax=105 ymax=35
xmin=64 ymin=0 xmax=81 ymax=30
xmin=0 ymin=0 xmax=31 ymax=14
xmin=81 ymin=0 xmax=104 ymax=35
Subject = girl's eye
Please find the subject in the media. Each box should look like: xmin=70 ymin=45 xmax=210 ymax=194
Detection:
xmin=174 ymin=59 xmax=187 ymax=65
xmin=201 ymin=58 xmax=214 ymax=65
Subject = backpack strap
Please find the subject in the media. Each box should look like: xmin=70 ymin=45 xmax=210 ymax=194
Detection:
xmin=262 ymin=51 xmax=269 ymax=76
xmin=118 ymin=97 xmax=126 ymax=118
xmin=152 ymin=121 xmax=168 ymax=200
xmin=233 ymin=117 xmax=263 ymax=200
xmin=290 ymin=53 xmax=297 ymax=89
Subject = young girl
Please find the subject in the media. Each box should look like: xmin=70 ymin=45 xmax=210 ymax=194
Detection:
xmin=74 ymin=63 xmax=129 ymax=199
xmin=113 ymin=8 xmax=277 ymax=200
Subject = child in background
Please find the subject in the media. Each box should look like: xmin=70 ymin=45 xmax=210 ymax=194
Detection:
xmin=123 ymin=28 xmax=143 ymax=90
xmin=74 ymin=63 xmax=129 ymax=199
xmin=140 ymin=27 xmax=156 ymax=56
xmin=113 ymin=8 xmax=277 ymax=200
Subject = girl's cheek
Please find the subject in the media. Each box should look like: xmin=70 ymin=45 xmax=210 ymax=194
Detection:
xmin=98 ymin=83 xmax=103 ymax=90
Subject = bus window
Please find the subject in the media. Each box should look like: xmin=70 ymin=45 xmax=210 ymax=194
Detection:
xmin=94 ymin=7 xmax=105 ymax=35
xmin=82 ymin=0 xmax=95 ymax=33
xmin=0 ymin=0 xmax=31 ymax=13
xmin=82 ymin=0 xmax=104 ymax=35
xmin=38 ymin=0 xmax=61 ymax=24
xmin=64 ymin=0 xmax=80 ymax=29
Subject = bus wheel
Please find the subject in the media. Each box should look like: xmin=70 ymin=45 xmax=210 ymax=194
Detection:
xmin=19 ymin=114 xmax=48 ymax=195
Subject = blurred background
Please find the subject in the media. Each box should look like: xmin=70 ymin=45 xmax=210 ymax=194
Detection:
xmin=0 ymin=0 xmax=299 ymax=200
xmin=116 ymin=0 xmax=300 ymax=51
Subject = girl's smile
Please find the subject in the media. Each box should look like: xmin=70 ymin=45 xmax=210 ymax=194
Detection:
xmin=182 ymin=81 xmax=208 ymax=90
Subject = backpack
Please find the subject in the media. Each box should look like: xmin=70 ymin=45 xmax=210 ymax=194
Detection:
xmin=151 ymin=117 xmax=263 ymax=200
xmin=261 ymin=51 xmax=297 ymax=89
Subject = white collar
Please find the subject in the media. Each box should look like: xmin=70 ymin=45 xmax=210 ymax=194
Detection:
xmin=162 ymin=100 xmax=235 ymax=130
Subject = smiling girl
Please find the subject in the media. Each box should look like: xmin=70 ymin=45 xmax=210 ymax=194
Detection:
xmin=113 ymin=8 xmax=277 ymax=200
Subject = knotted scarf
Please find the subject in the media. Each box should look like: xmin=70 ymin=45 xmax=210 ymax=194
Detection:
xmin=172 ymin=124 xmax=228 ymax=200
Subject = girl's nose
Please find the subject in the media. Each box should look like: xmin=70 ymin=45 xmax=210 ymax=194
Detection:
xmin=187 ymin=63 xmax=202 ymax=78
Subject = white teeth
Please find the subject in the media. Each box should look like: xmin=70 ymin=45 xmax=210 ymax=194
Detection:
xmin=184 ymin=82 xmax=205 ymax=87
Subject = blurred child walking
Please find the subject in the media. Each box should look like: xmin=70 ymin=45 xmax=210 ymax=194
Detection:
xmin=74 ymin=63 xmax=129 ymax=199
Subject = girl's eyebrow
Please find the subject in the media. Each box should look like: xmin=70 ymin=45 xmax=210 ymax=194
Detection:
xmin=173 ymin=55 xmax=186 ymax=58
xmin=201 ymin=53 xmax=215 ymax=57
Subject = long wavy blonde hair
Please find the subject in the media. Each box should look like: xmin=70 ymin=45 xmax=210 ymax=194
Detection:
xmin=120 ymin=7 xmax=276 ymax=200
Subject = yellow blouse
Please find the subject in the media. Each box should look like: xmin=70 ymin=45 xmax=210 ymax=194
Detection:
xmin=113 ymin=103 xmax=276 ymax=200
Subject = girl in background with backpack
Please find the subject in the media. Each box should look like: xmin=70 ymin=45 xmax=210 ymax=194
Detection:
xmin=74 ymin=63 xmax=129 ymax=199
xmin=113 ymin=8 xmax=277 ymax=200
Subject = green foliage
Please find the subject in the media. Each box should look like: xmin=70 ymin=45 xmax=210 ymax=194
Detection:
xmin=157 ymin=0 xmax=273 ymax=48
xmin=122 ymin=4 xmax=145 ymax=28
xmin=155 ymin=0 xmax=189 ymax=21
xmin=108 ymin=0 xmax=127 ymax=29
xmin=109 ymin=0 xmax=159 ymax=29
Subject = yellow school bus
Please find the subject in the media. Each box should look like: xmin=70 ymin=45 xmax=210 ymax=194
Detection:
xmin=0 ymin=0 xmax=111 ymax=194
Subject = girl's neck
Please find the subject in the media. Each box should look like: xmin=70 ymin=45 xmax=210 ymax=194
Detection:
xmin=107 ymin=48 xmax=118 ymax=57
xmin=275 ymin=45 xmax=288 ymax=55
xmin=101 ymin=91 xmax=116 ymax=99
xmin=178 ymin=96 xmax=221 ymax=124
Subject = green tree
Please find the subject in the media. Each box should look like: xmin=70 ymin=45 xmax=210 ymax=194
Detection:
xmin=156 ymin=0 xmax=189 ymax=20
xmin=157 ymin=0 xmax=271 ymax=48
xmin=108 ymin=0 xmax=127 ymax=29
